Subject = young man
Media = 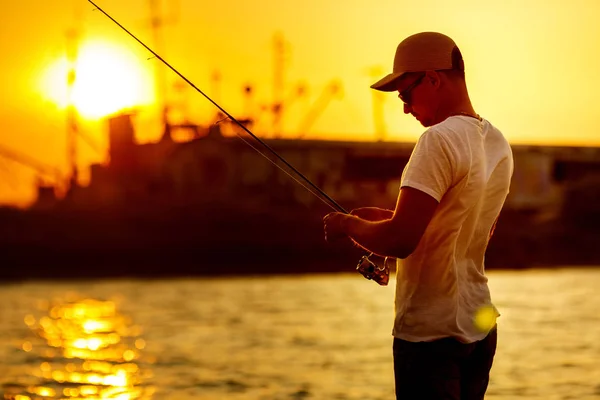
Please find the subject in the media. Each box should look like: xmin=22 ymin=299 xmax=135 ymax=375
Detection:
xmin=323 ymin=32 xmax=514 ymax=399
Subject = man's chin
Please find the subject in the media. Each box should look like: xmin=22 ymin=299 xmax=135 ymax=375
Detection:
xmin=414 ymin=115 xmax=432 ymax=128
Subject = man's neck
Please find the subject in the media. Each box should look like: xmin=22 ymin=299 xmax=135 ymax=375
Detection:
xmin=434 ymin=98 xmax=478 ymax=124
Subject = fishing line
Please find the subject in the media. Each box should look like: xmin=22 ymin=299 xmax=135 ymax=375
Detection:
xmin=221 ymin=121 xmax=342 ymax=211
xmin=87 ymin=0 xmax=347 ymax=214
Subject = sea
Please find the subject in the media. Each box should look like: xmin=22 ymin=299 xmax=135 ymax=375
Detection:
xmin=1 ymin=267 xmax=599 ymax=400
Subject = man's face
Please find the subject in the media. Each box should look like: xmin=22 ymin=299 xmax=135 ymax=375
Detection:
xmin=396 ymin=72 xmax=438 ymax=127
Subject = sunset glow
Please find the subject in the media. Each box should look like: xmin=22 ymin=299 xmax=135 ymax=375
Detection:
xmin=39 ymin=40 xmax=154 ymax=119
xmin=2 ymin=0 xmax=600 ymax=206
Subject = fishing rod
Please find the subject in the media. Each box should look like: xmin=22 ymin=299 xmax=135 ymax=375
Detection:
xmin=87 ymin=0 xmax=390 ymax=286
xmin=88 ymin=0 xmax=341 ymax=214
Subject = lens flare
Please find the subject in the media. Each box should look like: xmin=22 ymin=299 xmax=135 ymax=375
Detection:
xmin=474 ymin=304 xmax=498 ymax=332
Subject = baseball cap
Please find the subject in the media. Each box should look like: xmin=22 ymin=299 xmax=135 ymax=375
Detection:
xmin=371 ymin=32 xmax=464 ymax=92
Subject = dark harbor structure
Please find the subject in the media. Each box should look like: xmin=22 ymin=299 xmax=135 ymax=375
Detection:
xmin=1 ymin=113 xmax=599 ymax=280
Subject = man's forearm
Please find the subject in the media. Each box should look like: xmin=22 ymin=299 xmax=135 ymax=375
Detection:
xmin=342 ymin=215 xmax=408 ymax=258
xmin=351 ymin=207 xmax=394 ymax=221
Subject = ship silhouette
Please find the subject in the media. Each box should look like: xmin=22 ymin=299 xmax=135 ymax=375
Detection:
xmin=1 ymin=111 xmax=600 ymax=280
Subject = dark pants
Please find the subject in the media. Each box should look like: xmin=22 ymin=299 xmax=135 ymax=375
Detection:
xmin=393 ymin=326 xmax=497 ymax=400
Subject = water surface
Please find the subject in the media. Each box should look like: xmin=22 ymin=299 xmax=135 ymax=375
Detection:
xmin=1 ymin=268 xmax=599 ymax=399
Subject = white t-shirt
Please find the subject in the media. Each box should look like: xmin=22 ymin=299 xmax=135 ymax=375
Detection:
xmin=394 ymin=115 xmax=514 ymax=343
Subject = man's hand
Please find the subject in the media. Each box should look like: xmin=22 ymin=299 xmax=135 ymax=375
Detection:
xmin=323 ymin=212 xmax=348 ymax=242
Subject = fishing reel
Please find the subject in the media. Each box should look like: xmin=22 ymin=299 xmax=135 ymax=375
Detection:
xmin=356 ymin=254 xmax=390 ymax=286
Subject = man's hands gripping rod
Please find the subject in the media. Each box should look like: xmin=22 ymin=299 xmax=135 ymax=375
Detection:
xmin=323 ymin=209 xmax=392 ymax=286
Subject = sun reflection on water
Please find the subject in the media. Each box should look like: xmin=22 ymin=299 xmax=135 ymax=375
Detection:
xmin=3 ymin=295 xmax=154 ymax=400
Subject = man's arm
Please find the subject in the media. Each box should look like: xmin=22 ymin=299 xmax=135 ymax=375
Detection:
xmin=340 ymin=187 xmax=438 ymax=259
xmin=350 ymin=207 xmax=394 ymax=221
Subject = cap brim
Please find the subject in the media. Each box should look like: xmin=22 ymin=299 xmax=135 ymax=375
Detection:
xmin=370 ymin=72 xmax=404 ymax=92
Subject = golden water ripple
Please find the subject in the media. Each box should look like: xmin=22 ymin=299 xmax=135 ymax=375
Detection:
xmin=3 ymin=295 xmax=154 ymax=400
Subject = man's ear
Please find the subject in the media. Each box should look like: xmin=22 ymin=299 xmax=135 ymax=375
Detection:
xmin=426 ymin=70 xmax=441 ymax=88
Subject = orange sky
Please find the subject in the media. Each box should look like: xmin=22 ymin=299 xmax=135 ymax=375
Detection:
xmin=1 ymin=0 xmax=600 ymax=206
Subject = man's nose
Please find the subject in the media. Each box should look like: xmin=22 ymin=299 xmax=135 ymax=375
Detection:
xmin=403 ymin=103 xmax=412 ymax=114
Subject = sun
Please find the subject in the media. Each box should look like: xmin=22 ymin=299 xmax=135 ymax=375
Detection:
xmin=40 ymin=40 xmax=155 ymax=119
